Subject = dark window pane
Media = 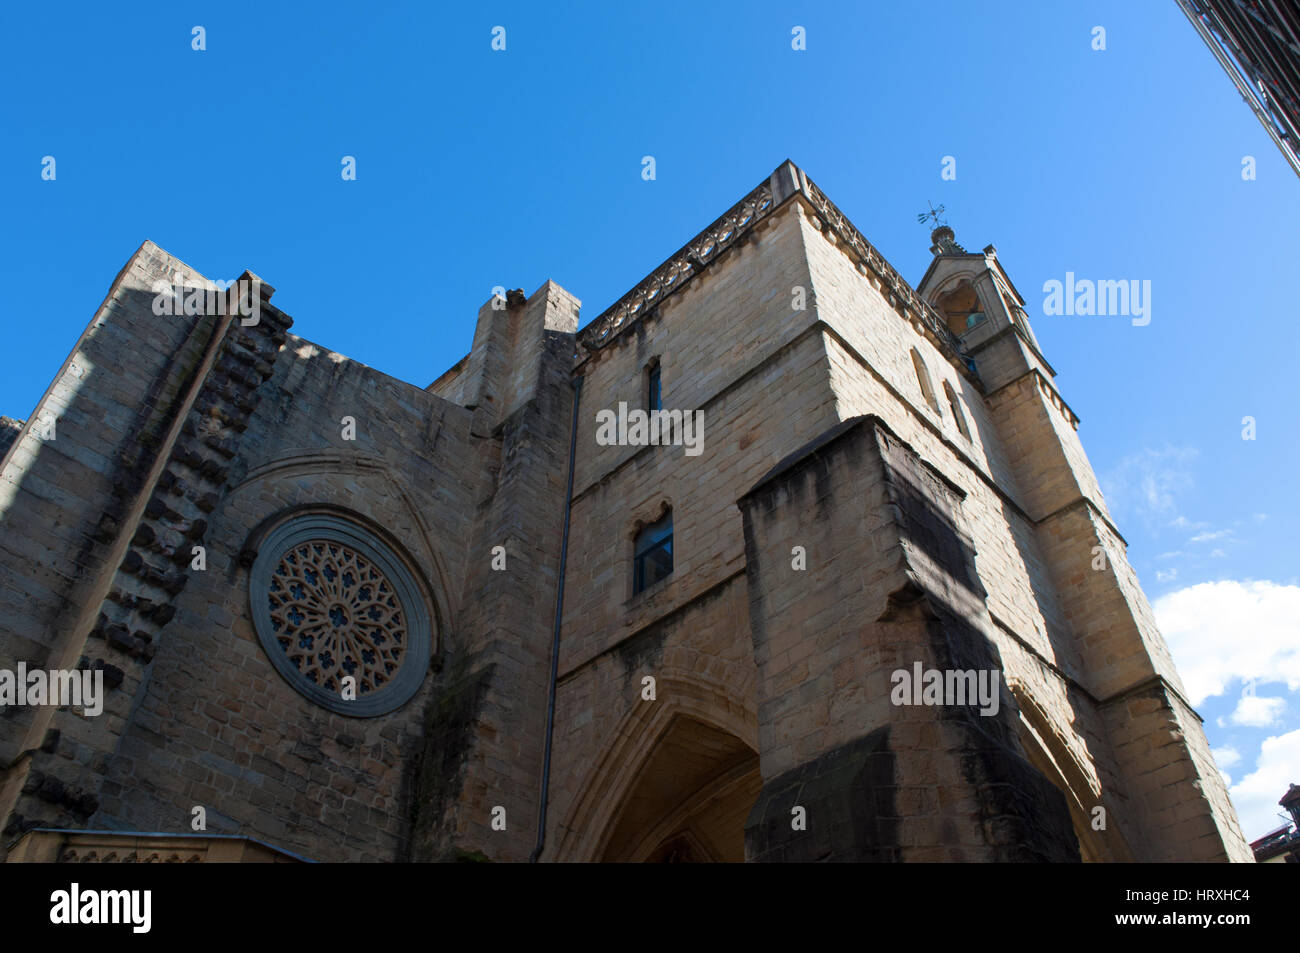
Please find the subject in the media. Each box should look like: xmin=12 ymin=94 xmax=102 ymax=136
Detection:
xmin=635 ymin=540 xmax=672 ymax=593
xmin=647 ymin=365 xmax=661 ymax=412
xmin=635 ymin=514 xmax=672 ymax=554
xmin=633 ymin=512 xmax=673 ymax=594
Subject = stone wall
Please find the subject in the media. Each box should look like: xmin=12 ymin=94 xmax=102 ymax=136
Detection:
xmin=1 ymin=242 xmax=233 ymax=847
xmin=542 ymin=194 xmax=835 ymax=858
xmin=89 ymin=329 xmax=480 ymax=862
xmin=0 ymin=161 xmax=1251 ymax=863
xmin=0 ymin=241 xmax=495 ymax=862
xmin=738 ymin=415 xmax=1079 ymax=862
xmin=410 ymin=281 xmax=580 ymax=862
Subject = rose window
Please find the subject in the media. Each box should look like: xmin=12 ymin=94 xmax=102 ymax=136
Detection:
xmin=268 ymin=540 xmax=406 ymax=695
xmin=249 ymin=514 xmax=433 ymax=716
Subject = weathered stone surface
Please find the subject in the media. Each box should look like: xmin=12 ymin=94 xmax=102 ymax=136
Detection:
xmin=0 ymin=163 xmax=1250 ymax=863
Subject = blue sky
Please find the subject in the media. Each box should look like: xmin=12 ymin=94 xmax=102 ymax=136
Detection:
xmin=2 ymin=1 xmax=1297 ymax=840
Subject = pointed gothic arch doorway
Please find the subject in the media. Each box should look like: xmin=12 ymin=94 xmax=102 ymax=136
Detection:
xmin=598 ymin=714 xmax=761 ymax=863
xmin=1008 ymin=680 xmax=1135 ymax=863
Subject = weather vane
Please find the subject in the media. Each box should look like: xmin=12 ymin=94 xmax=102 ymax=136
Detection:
xmin=917 ymin=201 xmax=947 ymax=229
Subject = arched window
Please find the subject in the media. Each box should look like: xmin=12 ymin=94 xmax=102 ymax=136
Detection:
xmin=944 ymin=381 xmax=971 ymax=441
xmin=911 ymin=349 xmax=941 ymax=415
xmin=633 ymin=510 xmax=673 ymax=594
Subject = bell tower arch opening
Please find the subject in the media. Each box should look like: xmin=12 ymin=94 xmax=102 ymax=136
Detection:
xmin=934 ymin=275 xmax=986 ymax=337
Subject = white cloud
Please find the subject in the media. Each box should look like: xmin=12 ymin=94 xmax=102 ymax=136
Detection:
xmin=1101 ymin=446 xmax=1197 ymax=527
xmin=1229 ymin=730 xmax=1300 ymax=841
xmin=1153 ymin=580 xmax=1300 ymax=705
xmin=1229 ymin=694 xmax=1286 ymax=728
xmin=1213 ymin=745 xmax=1241 ymax=768
xmin=1189 ymin=530 xmax=1230 ymax=543
xmin=1156 ymin=568 xmax=1178 ymax=583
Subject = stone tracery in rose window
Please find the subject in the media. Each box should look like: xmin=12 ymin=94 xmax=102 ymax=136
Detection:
xmin=266 ymin=539 xmax=406 ymax=695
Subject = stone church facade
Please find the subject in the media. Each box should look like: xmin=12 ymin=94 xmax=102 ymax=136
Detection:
xmin=0 ymin=161 xmax=1252 ymax=863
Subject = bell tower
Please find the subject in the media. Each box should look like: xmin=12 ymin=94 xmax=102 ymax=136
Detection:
xmin=919 ymin=225 xmax=1048 ymax=395
xmin=918 ymin=227 xmax=1252 ymax=861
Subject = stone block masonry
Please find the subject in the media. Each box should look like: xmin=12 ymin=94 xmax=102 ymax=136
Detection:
xmin=0 ymin=160 xmax=1251 ymax=863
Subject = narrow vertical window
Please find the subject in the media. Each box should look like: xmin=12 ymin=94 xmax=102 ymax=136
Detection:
xmin=911 ymin=349 xmax=941 ymax=415
xmin=944 ymin=381 xmax=971 ymax=441
xmin=646 ymin=361 xmax=662 ymax=412
xmin=633 ymin=511 xmax=673 ymax=594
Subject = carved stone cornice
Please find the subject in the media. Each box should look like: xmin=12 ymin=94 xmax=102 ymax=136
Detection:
xmin=573 ymin=163 xmax=977 ymax=385
xmin=576 ymin=182 xmax=775 ymax=353
xmin=800 ymin=177 xmax=972 ymax=375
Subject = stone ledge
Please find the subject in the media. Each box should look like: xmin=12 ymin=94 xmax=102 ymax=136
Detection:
xmin=4 ymin=828 xmax=309 ymax=863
